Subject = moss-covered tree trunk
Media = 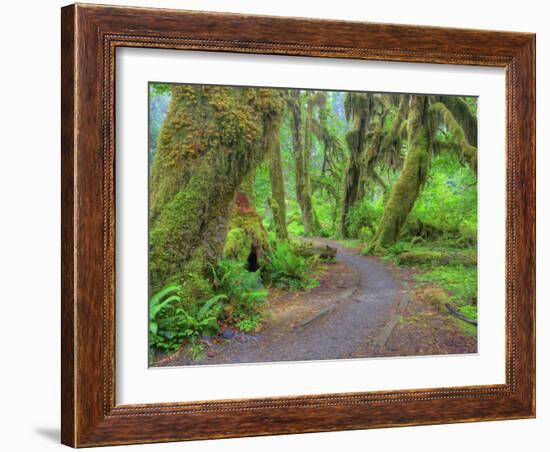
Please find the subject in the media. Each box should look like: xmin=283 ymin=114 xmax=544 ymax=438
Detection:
xmin=370 ymin=95 xmax=431 ymax=250
xmin=303 ymin=96 xmax=322 ymax=234
xmin=149 ymin=85 xmax=283 ymax=296
xmin=289 ymin=90 xmax=318 ymax=236
xmin=267 ymin=114 xmax=288 ymax=240
xmin=340 ymin=93 xmax=371 ymax=237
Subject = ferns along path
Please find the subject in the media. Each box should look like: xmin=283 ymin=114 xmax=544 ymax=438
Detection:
xmin=167 ymin=238 xmax=402 ymax=365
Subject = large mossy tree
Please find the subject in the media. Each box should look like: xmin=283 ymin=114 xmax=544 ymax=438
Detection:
xmin=288 ymin=89 xmax=322 ymax=236
xmin=266 ymin=113 xmax=288 ymax=241
xmin=340 ymin=93 xmax=372 ymax=238
xmin=370 ymin=95 xmax=431 ymax=250
xmin=369 ymin=94 xmax=478 ymax=251
xmin=149 ymin=85 xmax=283 ymax=297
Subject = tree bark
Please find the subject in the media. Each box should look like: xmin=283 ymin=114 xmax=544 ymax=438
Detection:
xmin=289 ymin=90 xmax=318 ymax=236
xmin=149 ymin=85 xmax=283 ymax=295
xmin=340 ymin=93 xmax=371 ymax=237
xmin=267 ymin=113 xmax=288 ymax=240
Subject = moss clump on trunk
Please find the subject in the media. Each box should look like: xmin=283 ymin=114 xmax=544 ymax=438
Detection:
xmin=149 ymin=85 xmax=283 ymax=295
xmin=224 ymin=191 xmax=269 ymax=270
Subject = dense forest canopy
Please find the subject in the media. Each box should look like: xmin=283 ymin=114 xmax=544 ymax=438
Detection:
xmin=148 ymin=82 xmax=478 ymax=358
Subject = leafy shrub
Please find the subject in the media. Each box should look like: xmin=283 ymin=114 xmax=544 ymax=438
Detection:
xmin=314 ymin=199 xmax=339 ymax=237
xmin=149 ymin=284 xmax=181 ymax=341
xmin=263 ymin=241 xmax=316 ymax=290
xmin=236 ymin=315 xmax=262 ymax=333
xmin=407 ymin=154 xmax=477 ymax=245
xmin=211 ymin=260 xmax=268 ymax=321
xmin=347 ymin=198 xmax=383 ymax=240
xmin=149 ymin=284 xmax=226 ymax=353
xmin=379 ymin=240 xmax=411 ymax=261
xmin=286 ymin=200 xmax=305 ymax=236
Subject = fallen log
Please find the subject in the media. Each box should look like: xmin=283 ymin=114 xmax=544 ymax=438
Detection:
xmin=294 ymin=243 xmax=337 ymax=260
xmin=397 ymin=250 xmax=477 ymax=266
xmin=445 ymin=303 xmax=478 ymax=326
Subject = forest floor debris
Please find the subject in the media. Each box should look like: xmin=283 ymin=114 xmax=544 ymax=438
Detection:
xmin=380 ymin=262 xmax=477 ymax=356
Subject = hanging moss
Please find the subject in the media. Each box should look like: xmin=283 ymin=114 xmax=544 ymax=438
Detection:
xmin=378 ymin=95 xmax=408 ymax=170
xmin=437 ymin=96 xmax=477 ymax=146
xmin=340 ymin=93 xmax=372 ymax=237
xmin=430 ymin=102 xmax=477 ymax=172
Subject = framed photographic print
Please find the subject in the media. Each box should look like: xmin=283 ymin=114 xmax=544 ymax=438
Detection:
xmin=61 ymin=3 xmax=536 ymax=447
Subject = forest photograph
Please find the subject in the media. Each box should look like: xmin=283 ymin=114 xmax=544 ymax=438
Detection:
xmin=148 ymin=82 xmax=478 ymax=367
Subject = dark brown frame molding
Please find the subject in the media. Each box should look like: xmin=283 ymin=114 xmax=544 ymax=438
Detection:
xmin=61 ymin=3 xmax=536 ymax=447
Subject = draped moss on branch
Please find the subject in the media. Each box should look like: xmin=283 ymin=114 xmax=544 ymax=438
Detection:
xmin=430 ymin=102 xmax=477 ymax=172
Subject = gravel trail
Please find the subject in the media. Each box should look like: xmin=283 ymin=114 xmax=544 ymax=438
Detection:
xmin=167 ymin=238 xmax=402 ymax=366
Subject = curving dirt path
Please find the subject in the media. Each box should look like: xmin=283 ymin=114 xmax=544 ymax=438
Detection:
xmin=166 ymin=238 xmax=403 ymax=366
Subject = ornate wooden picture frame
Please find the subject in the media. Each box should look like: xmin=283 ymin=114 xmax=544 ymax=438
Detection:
xmin=61 ymin=3 xmax=535 ymax=447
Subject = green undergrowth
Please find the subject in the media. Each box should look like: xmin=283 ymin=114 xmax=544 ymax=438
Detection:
xmin=378 ymin=240 xmax=476 ymax=264
xmin=148 ymin=284 xmax=225 ymax=359
xmin=149 ymin=260 xmax=268 ymax=360
xmin=452 ymin=316 xmax=478 ymax=337
xmin=415 ymin=265 xmax=477 ymax=313
xmin=379 ymin=240 xmax=478 ymax=326
xmin=149 ymin=241 xmax=320 ymax=360
xmin=262 ymin=241 xmax=319 ymax=290
xmin=212 ymin=260 xmax=269 ymax=325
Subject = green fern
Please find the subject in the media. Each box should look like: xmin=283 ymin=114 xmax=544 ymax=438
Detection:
xmin=263 ymin=242 xmax=315 ymax=290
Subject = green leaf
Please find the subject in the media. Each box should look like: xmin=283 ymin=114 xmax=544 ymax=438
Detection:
xmin=150 ymin=294 xmax=181 ymax=319
xmin=197 ymin=294 xmax=227 ymax=318
xmin=150 ymin=284 xmax=181 ymax=307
